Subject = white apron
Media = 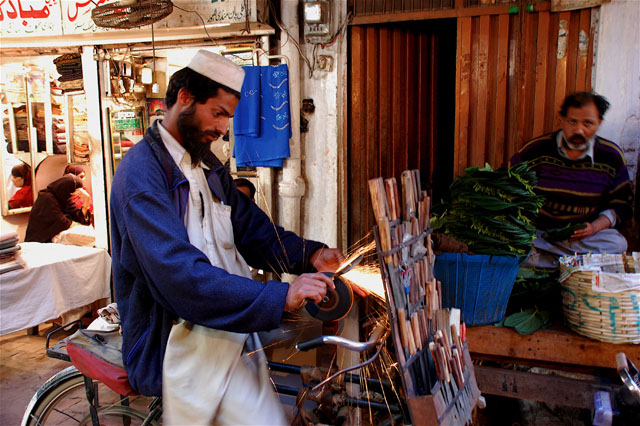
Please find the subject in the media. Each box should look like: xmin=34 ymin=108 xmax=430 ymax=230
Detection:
xmin=162 ymin=201 xmax=287 ymax=425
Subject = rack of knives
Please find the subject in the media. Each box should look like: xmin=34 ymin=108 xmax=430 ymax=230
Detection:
xmin=369 ymin=169 xmax=481 ymax=426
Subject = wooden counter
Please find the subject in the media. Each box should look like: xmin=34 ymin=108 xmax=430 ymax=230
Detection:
xmin=465 ymin=325 xmax=640 ymax=408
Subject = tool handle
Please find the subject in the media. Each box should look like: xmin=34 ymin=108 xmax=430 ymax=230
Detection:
xmin=616 ymin=352 xmax=628 ymax=372
xmin=377 ymin=217 xmax=392 ymax=264
xmin=368 ymin=177 xmax=389 ymax=219
xmin=296 ymin=336 xmax=325 ymax=352
xmin=385 ymin=178 xmax=398 ymax=221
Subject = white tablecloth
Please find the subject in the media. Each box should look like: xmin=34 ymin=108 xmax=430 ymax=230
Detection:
xmin=0 ymin=242 xmax=111 ymax=336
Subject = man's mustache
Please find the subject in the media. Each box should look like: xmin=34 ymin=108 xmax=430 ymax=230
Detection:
xmin=569 ymin=134 xmax=586 ymax=144
xmin=201 ymin=130 xmax=220 ymax=141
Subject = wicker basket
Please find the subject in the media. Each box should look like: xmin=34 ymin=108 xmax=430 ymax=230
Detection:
xmin=560 ymin=253 xmax=640 ymax=344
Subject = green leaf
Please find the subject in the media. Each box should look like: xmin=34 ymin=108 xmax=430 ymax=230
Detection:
xmin=542 ymin=223 xmax=587 ymax=242
xmin=503 ymin=309 xmax=537 ymax=328
xmin=503 ymin=308 xmax=551 ymax=335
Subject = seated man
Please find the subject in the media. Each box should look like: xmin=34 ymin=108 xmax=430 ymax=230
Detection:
xmin=510 ymin=92 xmax=633 ymax=269
xmin=234 ymin=177 xmax=256 ymax=202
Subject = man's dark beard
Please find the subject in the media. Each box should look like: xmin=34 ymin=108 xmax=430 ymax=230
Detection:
xmin=563 ymin=134 xmax=587 ymax=151
xmin=177 ymin=104 xmax=220 ymax=166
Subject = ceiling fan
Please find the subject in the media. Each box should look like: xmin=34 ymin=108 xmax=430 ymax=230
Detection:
xmin=91 ymin=0 xmax=173 ymax=29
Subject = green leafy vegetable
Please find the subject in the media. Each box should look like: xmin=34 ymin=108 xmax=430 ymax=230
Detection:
xmin=431 ymin=162 xmax=544 ymax=257
xmin=542 ymin=223 xmax=587 ymax=243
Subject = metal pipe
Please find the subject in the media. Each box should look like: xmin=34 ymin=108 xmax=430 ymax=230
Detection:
xmin=296 ymin=322 xmax=386 ymax=352
xmin=278 ymin=0 xmax=305 ymax=235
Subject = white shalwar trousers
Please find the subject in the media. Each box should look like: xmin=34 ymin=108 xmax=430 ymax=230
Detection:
xmin=162 ymin=321 xmax=288 ymax=425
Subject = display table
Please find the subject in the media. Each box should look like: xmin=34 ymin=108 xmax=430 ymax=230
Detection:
xmin=52 ymin=223 xmax=96 ymax=247
xmin=467 ymin=325 xmax=640 ymax=409
xmin=0 ymin=242 xmax=111 ymax=336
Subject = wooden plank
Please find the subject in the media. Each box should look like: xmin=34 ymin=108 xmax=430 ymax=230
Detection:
xmin=427 ymin=33 xmax=437 ymax=188
xmin=469 ymin=18 xmax=479 ymax=169
xmin=349 ymin=26 xmax=368 ymax=244
xmin=379 ymin=27 xmax=393 ymax=179
xmin=454 ymin=17 xmax=472 ymax=177
xmin=406 ymin=30 xmax=419 ymax=171
xmin=533 ymin=11 xmax=551 ymax=138
xmin=485 ymin=15 xmax=498 ymax=168
xmin=565 ymin=10 xmax=580 ymax=94
xmin=366 ymin=26 xmax=379 ymax=175
xmin=392 ymin=29 xmax=407 ymax=172
xmin=517 ymin=10 xmax=538 ymax=145
xmin=551 ymin=0 xmax=611 ymax=13
xmin=553 ymin=12 xmax=571 ymax=129
xmin=474 ymin=365 xmax=617 ymax=409
xmin=350 ymin=4 xmax=550 ymax=26
xmin=544 ymin=13 xmax=560 ymax=131
xmin=417 ymin=32 xmax=434 ymax=186
xmin=505 ymin=13 xmax=520 ymax=165
xmin=473 ymin=14 xmax=490 ymax=168
xmin=585 ymin=7 xmax=597 ymax=90
xmin=467 ymin=325 xmax=640 ymax=369
xmin=575 ymin=7 xmax=590 ymax=91
xmin=494 ymin=13 xmax=509 ymax=166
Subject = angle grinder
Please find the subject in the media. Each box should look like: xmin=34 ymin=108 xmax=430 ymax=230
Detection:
xmin=305 ymin=254 xmax=363 ymax=322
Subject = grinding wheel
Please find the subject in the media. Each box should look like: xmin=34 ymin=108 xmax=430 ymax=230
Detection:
xmin=305 ymin=272 xmax=354 ymax=322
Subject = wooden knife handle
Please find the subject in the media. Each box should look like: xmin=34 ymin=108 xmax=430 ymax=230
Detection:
xmin=377 ymin=216 xmax=392 ymax=264
xmin=368 ymin=177 xmax=389 ymax=219
xmin=384 ymin=178 xmax=397 ymax=221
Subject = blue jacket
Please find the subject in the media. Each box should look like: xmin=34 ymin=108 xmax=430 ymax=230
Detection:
xmin=110 ymin=121 xmax=325 ymax=396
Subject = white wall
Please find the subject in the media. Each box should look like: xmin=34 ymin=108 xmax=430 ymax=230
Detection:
xmin=593 ymin=0 xmax=640 ymax=188
xmin=300 ymin=1 xmax=348 ymax=250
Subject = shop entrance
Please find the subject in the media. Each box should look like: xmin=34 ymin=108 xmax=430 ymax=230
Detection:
xmin=346 ymin=19 xmax=457 ymax=246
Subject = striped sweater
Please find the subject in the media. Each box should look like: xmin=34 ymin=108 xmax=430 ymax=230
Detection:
xmin=510 ymin=131 xmax=633 ymax=230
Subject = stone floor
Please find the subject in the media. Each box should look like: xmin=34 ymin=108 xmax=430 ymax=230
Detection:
xmin=0 ymin=324 xmax=72 ymax=425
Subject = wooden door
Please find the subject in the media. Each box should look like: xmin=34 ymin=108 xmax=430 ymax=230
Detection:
xmin=454 ymin=7 xmax=596 ymax=176
xmin=348 ymin=20 xmax=457 ymax=246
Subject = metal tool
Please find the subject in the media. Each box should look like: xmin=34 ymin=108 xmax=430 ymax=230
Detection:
xmin=617 ymin=352 xmax=640 ymax=402
xmin=304 ymin=254 xmax=362 ymax=322
xmin=306 ymin=272 xmax=354 ymax=322
xmin=334 ymin=253 xmax=364 ymax=276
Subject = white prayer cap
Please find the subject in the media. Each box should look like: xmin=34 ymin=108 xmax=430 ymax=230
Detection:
xmin=187 ymin=49 xmax=245 ymax=93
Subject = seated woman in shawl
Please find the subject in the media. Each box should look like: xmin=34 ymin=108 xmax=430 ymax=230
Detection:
xmin=25 ymin=174 xmax=92 ymax=243
xmin=8 ymin=163 xmax=33 ymax=209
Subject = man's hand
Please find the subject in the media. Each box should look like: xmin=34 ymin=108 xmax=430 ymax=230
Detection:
xmin=285 ymin=273 xmax=335 ymax=312
xmin=310 ymin=248 xmax=345 ymax=273
xmin=570 ymin=215 xmax=611 ymax=241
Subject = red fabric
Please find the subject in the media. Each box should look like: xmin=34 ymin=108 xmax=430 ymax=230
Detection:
xmin=67 ymin=339 xmax=135 ymax=396
xmin=8 ymin=185 xmax=33 ymax=209
xmin=71 ymin=194 xmax=94 ymax=214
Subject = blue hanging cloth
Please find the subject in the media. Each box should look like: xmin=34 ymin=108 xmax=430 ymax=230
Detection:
xmin=233 ymin=64 xmax=291 ymax=167
xmin=233 ymin=67 xmax=260 ymax=137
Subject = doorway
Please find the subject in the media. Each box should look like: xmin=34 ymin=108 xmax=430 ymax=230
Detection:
xmin=347 ymin=19 xmax=457 ymax=246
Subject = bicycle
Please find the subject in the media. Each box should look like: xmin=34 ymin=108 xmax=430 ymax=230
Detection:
xmin=21 ymin=320 xmax=406 ymax=425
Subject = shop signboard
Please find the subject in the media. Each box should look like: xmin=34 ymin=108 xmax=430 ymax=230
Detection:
xmin=112 ymin=110 xmax=142 ymax=133
xmin=0 ymin=0 xmax=63 ymax=37
xmin=1 ymin=0 xmax=259 ymax=37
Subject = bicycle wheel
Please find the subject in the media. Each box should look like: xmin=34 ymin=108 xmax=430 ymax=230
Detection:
xmin=22 ymin=366 xmax=156 ymax=426
xmin=77 ymin=405 xmax=156 ymax=426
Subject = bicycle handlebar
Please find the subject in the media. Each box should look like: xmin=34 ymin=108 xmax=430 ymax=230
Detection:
xmin=296 ymin=322 xmax=387 ymax=352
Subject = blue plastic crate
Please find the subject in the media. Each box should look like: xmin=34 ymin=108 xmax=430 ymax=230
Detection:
xmin=433 ymin=253 xmax=522 ymax=325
